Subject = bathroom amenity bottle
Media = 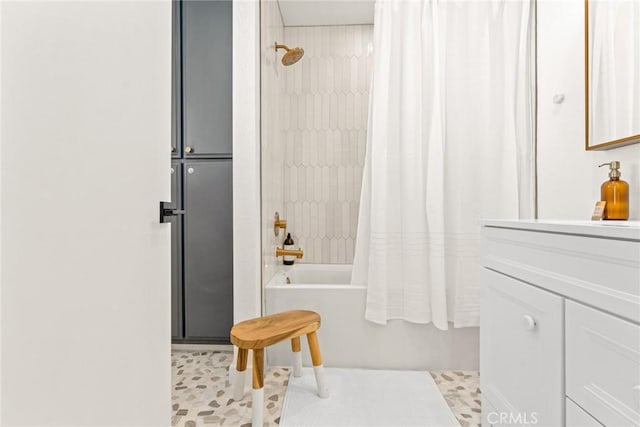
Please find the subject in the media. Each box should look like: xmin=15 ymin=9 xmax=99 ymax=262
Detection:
xmin=283 ymin=233 xmax=296 ymax=265
xmin=598 ymin=161 xmax=629 ymax=220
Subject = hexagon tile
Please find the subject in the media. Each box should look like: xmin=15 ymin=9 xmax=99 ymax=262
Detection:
xmin=281 ymin=25 xmax=373 ymax=264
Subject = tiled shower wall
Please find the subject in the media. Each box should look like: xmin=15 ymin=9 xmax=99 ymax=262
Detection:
xmin=281 ymin=25 xmax=373 ymax=264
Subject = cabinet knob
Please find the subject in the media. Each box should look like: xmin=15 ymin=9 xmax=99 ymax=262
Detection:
xmin=187 ymin=167 xmax=195 ymax=175
xmin=523 ymin=314 xmax=537 ymax=331
xmin=185 ymin=146 xmax=194 ymax=154
xmin=171 ymin=146 xmax=177 ymax=153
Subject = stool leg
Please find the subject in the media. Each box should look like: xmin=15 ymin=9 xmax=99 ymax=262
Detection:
xmin=291 ymin=336 xmax=303 ymax=377
xmin=306 ymin=331 xmax=329 ymax=398
xmin=251 ymin=348 xmax=265 ymax=427
xmin=233 ymin=348 xmax=248 ymax=401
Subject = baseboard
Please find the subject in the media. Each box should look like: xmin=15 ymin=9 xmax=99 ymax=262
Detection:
xmin=172 ymin=343 xmax=233 ymax=352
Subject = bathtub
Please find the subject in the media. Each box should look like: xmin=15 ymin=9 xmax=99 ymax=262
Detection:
xmin=265 ymin=264 xmax=479 ymax=370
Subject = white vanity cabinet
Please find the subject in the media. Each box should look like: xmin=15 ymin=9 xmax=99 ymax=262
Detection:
xmin=480 ymin=221 xmax=640 ymax=427
xmin=480 ymin=268 xmax=564 ymax=426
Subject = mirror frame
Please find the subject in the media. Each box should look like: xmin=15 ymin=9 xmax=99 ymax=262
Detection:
xmin=584 ymin=0 xmax=640 ymax=151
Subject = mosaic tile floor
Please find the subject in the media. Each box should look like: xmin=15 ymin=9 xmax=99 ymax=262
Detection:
xmin=171 ymin=351 xmax=288 ymax=426
xmin=172 ymin=350 xmax=481 ymax=427
xmin=431 ymin=371 xmax=482 ymax=427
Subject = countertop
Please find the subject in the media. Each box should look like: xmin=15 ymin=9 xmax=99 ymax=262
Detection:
xmin=481 ymin=219 xmax=640 ymax=240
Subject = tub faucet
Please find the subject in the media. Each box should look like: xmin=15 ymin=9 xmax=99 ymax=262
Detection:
xmin=275 ymin=247 xmax=304 ymax=259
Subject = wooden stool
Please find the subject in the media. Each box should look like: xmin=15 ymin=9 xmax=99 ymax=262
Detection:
xmin=230 ymin=310 xmax=329 ymax=426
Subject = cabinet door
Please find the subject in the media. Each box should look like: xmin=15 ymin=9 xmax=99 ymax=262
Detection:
xmin=170 ymin=161 xmax=183 ymax=339
xmin=480 ymin=268 xmax=564 ymax=427
xmin=182 ymin=0 xmax=232 ymax=157
xmin=566 ymin=301 xmax=640 ymax=426
xmin=184 ymin=160 xmax=233 ymax=341
xmin=482 ymin=396 xmax=500 ymax=426
xmin=171 ymin=0 xmax=182 ymax=158
xmin=566 ymin=398 xmax=602 ymax=427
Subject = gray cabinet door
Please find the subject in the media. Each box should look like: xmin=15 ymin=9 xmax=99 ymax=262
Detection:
xmin=171 ymin=0 xmax=182 ymax=158
xmin=182 ymin=0 xmax=232 ymax=157
xmin=184 ymin=160 xmax=233 ymax=341
xmin=170 ymin=161 xmax=183 ymax=339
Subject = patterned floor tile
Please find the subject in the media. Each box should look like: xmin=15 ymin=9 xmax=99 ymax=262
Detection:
xmin=172 ymin=350 xmax=480 ymax=426
xmin=431 ymin=371 xmax=482 ymax=427
xmin=171 ymin=350 xmax=288 ymax=426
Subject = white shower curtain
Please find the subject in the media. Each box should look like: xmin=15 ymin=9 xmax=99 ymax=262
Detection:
xmin=352 ymin=0 xmax=535 ymax=329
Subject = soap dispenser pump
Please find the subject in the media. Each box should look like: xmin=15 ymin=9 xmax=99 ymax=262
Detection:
xmin=598 ymin=161 xmax=629 ymax=220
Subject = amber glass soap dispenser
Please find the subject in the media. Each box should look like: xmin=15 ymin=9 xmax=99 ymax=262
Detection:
xmin=598 ymin=161 xmax=629 ymax=220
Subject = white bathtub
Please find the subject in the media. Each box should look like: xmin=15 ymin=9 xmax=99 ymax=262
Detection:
xmin=265 ymin=264 xmax=479 ymax=370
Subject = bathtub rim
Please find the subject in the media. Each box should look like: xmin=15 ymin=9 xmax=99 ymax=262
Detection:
xmin=265 ymin=263 xmax=359 ymax=289
xmin=266 ymin=283 xmax=367 ymax=290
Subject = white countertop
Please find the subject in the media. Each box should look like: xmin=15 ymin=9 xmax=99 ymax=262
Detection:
xmin=481 ymin=219 xmax=640 ymax=240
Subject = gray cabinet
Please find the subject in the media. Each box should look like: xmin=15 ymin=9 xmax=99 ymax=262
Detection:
xmin=170 ymin=161 xmax=183 ymax=339
xmin=171 ymin=0 xmax=182 ymax=158
xmin=182 ymin=0 xmax=232 ymax=157
xmin=183 ymin=160 xmax=233 ymax=340
xmin=171 ymin=0 xmax=233 ymax=344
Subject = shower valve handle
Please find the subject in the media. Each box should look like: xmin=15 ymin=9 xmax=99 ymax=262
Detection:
xmin=274 ymin=212 xmax=287 ymax=236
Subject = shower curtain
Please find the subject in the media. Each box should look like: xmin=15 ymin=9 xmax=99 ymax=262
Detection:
xmin=352 ymin=0 xmax=535 ymax=329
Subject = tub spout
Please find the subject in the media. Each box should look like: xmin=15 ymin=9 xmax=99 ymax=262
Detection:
xmin=276 ymin=247 xmax=304 ymax=259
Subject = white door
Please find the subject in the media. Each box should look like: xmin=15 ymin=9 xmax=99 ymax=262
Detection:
xmin=1 ymin=1 xmax=172 ymax=425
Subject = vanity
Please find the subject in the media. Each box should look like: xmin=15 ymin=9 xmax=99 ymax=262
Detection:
xmin=480 ymin=220 xmax=640 ymax=426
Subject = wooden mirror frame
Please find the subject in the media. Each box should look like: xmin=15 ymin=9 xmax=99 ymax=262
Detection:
xmin=584 ymin=0 xmax=640 ymax=151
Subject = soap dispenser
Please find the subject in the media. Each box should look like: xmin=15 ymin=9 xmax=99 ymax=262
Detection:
xmin=598 ymin=161 xmax=629 ymax=220
xmin=283 ymin=233 xmax=296 ymax=265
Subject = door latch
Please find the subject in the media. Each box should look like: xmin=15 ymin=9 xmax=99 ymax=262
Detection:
xmin=159 ymin=201 xmax=185 ymax=223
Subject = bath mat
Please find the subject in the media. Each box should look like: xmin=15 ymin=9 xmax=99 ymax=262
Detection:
xmin=279 ymin=367 xmax=460 ymax=427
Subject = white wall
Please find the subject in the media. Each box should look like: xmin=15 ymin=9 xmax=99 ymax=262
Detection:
xmin=282 ymin=25 xmax=373 ymax=264
xmin=1 ymin=1 xmax=171 ymax=424
xmin=261 ymin=0 xmax=286 ymax=288
xmin=537 ymin=0 xmax=640 ymax=220
xmin=0 ymin=3 xmax=3 ymax=417
xmin=233 ymin=0 xmax=262 ymax=322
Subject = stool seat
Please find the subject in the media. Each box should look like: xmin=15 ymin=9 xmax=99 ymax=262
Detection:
xmin=230 ymin=309 xmax=329 ymax=426
xmin=230 ymin=310 xmax=320 ymax=349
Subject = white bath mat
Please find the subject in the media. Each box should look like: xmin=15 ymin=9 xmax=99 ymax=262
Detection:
xmin=279 ymin=367 xmax=460 ymax=427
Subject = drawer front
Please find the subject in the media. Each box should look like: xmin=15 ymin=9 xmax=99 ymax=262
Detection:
xmin=480 ymin=268 xmax=564 ymax=427
xmin=481 ymin=226 xmax=640 ymax=324
xmin=566 ymin=398 xmax=602 ymax=426
xmin=566 ymin=300 xmax=640 ymax=426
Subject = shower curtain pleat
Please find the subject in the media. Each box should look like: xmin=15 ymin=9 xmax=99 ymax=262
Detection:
xmin=352 ymin=0 xmax=535 ymax=329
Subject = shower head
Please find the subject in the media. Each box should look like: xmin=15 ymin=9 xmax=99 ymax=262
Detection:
xmin=275 ymin=42 xmax=304 ymax=66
